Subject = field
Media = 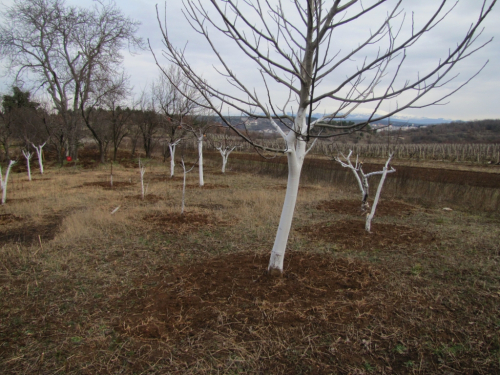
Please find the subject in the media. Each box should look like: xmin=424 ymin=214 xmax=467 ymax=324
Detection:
xmin=0 ymin=152 xmax=499 ymax=374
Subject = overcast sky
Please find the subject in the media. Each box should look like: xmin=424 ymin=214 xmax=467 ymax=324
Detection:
xmin=0 ymin=0 xmax=499 ymax=121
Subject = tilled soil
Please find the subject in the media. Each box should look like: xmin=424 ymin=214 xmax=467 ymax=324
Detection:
xmin=316 ymin=199 xmax=418 ymax=216
xmin=296 ymin=219 xmax=435 ymax=250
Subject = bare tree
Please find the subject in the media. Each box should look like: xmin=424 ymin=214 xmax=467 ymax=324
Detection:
xmin=22 ymin=149 xmax=33 ymax=181
xmin=334 ymin=150 xmax=396 ymax=231
xmin=365 ymin=153 xmax=394 ymax=232
xmin=32 ymin=142 xmax=47 ymax=175
xmin=209 ymin=130 xmax=241 ymax=174
xmin=107 ymin=102 xmax=134 ymax=163
xmin=81 ymin=75 xmax=131 ymax=163
xmin=138 ymin=158 xmax=147 ymax=200
xmin=0 ymin=0 xmax=143 ymax=160
xmin=153 ymin=67 xmax=199 ymax=175
xmin=1 ymin=160 xmax=17 ymax=205
xmin=153 ymin=0 xmax=496 ymax=274
xmin=135 ymin=87 xmax=162 ymax=159
xmin=182 ymin=112 xmax=216 ymax=187
xmin=0 ymin=87 xmax=38 ymax=161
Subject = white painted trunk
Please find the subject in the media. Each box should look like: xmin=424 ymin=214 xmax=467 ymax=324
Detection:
xmin=198 ymin=136 xmax=204 ymax=186
xmin=141 ymin=174 xmax=145 ymax=199
xmin=268 ymin=134 xmax=306 ymax=274
xmin=32 ymin=143 xmax=46 ymax=175
xmin=23 ymin=152 xmax=32 ymax=182
xmin=221 ymin=155 xmax=227 ymax=173
xmin=1 ymin=161 xmax=16 ymax=205
xmin=181 ymin=160 xmax=187 ymax=214
xmin=169 ymin=143 xmax=176 ymax=177
xmin=365 ymin=160 xmax=392 ymax=232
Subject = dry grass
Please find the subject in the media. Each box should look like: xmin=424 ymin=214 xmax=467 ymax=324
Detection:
xmin=0 ymin=156 xmax=499 ymax=374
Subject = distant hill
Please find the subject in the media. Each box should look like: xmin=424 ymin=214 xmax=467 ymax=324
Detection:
xmin=214 ymin=116 xmax=500 ymax=144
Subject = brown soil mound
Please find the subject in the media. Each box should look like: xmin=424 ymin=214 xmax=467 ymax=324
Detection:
xmin=143 ymin=212 xmax=220 ymax=233
xmin=195 ymin=203 xmax=225 ymax=210
xmin=267 ymin=184 xmax=319 ymax=191
xmin=0 ymin=213 xmax=23 ymax=225
xmin=296 ymin=219 xmax=435 ymax=249
xmin=125 ymin=194 xmax=163 ymax=203
xmin=115 ymin=252 xmax=383 ymax=339
xmin=83 ymin=181 xmax=135 ymax=189
xmin=0 ymin=214 xmax=62 ymax=245
xmin=317 ymin=199 xmax=417 ymax=216
xmin=176 ymin=183 xmax=229 ymax=190
xmin=149 ymin=174 xmax=183 ymax=182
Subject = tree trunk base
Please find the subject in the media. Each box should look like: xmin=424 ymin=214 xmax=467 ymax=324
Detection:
xmin=267 ymin=267 xmax=283 ymax=277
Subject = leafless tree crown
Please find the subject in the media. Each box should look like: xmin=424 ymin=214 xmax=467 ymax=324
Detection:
xmin=153 ymin=0 xmax=496 ymax=152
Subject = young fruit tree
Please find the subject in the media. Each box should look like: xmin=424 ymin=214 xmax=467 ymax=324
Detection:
xmin=181 ymin=114 xmax=216 ymax=187
xmin=180 ymin=155 xmax=198 ymax=214
xmin=365 ymin=154 xmax=394 ymax=232
xmin=153 ymin=0 xmax=496 ymax=274
xmin=167 ymin=138 xmax=182 ymax=178
xmin=138 ymin=158 xmax=147 ymax=200
xmin=334 ymin=150 xmax=396 ymax=231
xmin=22 ymin=149 xmax=33 ymax=181
xmin=1 ymin=160 xmax=17 ymax=205
xmin=153 ymin=67 xmax=200 ymax=177
xmin=31 ymin=142 xmax=47 ymax=175
xmin=216 ymin=144 xmax=237 ymax=174
xmin=210 ymin=130 xmax=241 ymax=174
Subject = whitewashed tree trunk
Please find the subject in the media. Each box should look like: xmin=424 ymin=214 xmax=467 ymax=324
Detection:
xmin=139 ymin=159 xmax=146 ymax=199
xmin=181 ymin=158 xmax=187 ymax=214
xmin=180 ymin=156 xmax=196 ymax=214
xmin=32 ymin=142 xmax=47 ymax=175
xmin=1 ymin=160 xmax=17 ymax=205
xmin=168 ymin=139 xmax=181 ymax=178
xmin=335 ymin=151 xmax=395 ymax=215
xmin=268 ymin=110 xmax=312 ymax=274
xmin=22 ymin=150 xmax=33 ymax=181
xmin=365 ymin=154 xmax=395 ymax=232
xmin=110 ymin=163 xmax=113 ymax=187
xmin=197 ymin=135 xmax=204 ymax=186
xmin=217 ymin=146 xmax=236 ymax=174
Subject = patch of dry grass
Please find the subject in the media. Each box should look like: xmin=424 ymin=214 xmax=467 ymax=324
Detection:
xmin=0 ymin=156 xmax=499 ymax=374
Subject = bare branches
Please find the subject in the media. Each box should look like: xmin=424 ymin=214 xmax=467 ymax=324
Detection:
xmin=0 ymin=0 xmax=143 ymax=158
xmin=153 ymin=0 xmax=495 ymax=153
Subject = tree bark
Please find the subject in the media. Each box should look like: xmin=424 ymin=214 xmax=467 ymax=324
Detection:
xmin=198 ymin=136 xmax=204 ymax=187
xmin=268 ymin=126 xmax=306 ymax=274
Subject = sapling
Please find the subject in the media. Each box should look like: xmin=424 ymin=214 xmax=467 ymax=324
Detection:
xmin=334 ymin=151 xmax=395 ymax=232
xmin=217 ymin=145 xmax=236 ymax=174
xmin=365 ymin=154 xmax=395 ymax=232
xmin=1 ymin=160 xmax=17 ymax=205
xmin=138 ymin=158 xmax=146 ymax=199
xmin=180 ymin=155 xmax=198 ymax=214
xmin=110 ymin=162 xmax=113 ymax=187
xmin=167 ymin=138 xmax=182 ymax=177
xmin=31 ymin=141 xmax=47 ymax=175
xmin=22 ymin=150 xmax=33 ymax=181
